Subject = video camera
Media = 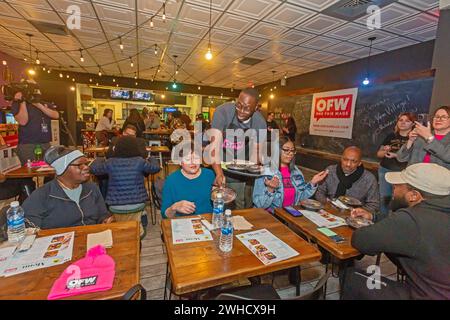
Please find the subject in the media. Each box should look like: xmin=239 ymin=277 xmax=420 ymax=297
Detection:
xmin=1 ymin=80 xmax=43 ymax=103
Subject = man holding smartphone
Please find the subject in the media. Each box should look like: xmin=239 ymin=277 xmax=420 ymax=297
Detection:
xmin=11 ymin=83 xmax=59 ymax=165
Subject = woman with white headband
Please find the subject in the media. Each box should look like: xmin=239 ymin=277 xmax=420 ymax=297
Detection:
xmin=22 ymin=146 xmax=112 ymax=229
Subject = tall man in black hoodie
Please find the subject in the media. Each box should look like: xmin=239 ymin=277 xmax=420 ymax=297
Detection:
xmin=343 ymin=163 xmax=450 ymax=300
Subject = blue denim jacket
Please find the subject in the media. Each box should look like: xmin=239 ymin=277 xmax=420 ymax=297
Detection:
xmin=252 ymin=166 xmax=317 ymax=211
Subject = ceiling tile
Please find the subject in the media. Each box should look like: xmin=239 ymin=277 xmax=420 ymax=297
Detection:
xmin=345 ymin=46 xmax=384 ymax=59
xmin=283 ymin=46 xmax=316 ymax=58
xmin=286 ymin=0 xmax=341 ymax=12
xmin=302 ymin=36 xmax=340 ymax=50
xmin=178 ymin=4 xmax=221 ymax=27
xmin=214 ymin=13 xmax=256 ymax=33
xmin=94 ymin=4 xmax=135 ymax=24
xmin=185 ymin=0 xmax=234 ymax=11
xmin=296 ymin=14 xmax=346 ymax=34
xmin=349 ymin=29 xmax=397 ymax=46
xmin=0 ymin=2 xmax=22 ymax=18
xmin=94 ymin=0 xmax=136 ymax=10
xmin=323 ymin=42 xmax=364 ymax=55
xmin=398 ymin=0 xmax=439 ymax=11
xmin=137 ymin=0 xmax=179 ymax=18
xmin=385 ymin=13 xmax=438 ymax=34
xmin=373 ymin=37 xmax=420 ymax=51
xmin=264 ymin=3 xmax=315 ymax=27
xmin=325 ymin=23 xmax=369 ymax=40
xmin=247 ymin=22 xmax=288 ymax=40
xmin=233 ymin=35 xmax=269 ymax=49
xmin=49 ymin=0 xmax=97 ymax=18
xmin=210 ymin=29 xmax=241 ymax=44
xmin=278 ymin=29 xmax=315 ymax=45
xmin=228 ymin=0 xmax=281 ymax=20
xmin=11 ymin=6 xmax=61 ymax=22
xmin=302 ymin=51 xmax=341 ymax=62
xmin=11 ymin=0 xmax=53 ymax=10
xmin=354 ymin=3 xmax=419 ymax=27
xmin=405 ymin=25 xmax=437 ymax=41
xmin=172 ymin=21 xmax=209 ymax=39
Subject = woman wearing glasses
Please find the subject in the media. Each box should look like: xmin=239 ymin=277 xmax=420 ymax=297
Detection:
xmin=397 ymin=106 xmax=450 ymax=170
xmin=253 ymin=136 xmax=328 ymax=212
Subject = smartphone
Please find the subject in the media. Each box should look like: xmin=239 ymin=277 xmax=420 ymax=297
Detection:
xmin=284 ymin=206 xmax=303 ymax=217
xmin=317 ymin=227 xmax=345 ymax=243
xmin=417 ymin=113 xmax=429 ymax=126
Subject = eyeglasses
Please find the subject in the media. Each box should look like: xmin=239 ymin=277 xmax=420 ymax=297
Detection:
xmin=235 ymin=101 xmax=253 ymax=114
xmin=433 ymin=115 xmax=450 ymax=121
xmin=281 ymin=148 xmax=296 ymax=155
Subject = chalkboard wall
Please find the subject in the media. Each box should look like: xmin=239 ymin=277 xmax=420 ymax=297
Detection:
xmin=270 ymin=78 xmax=434 ymax=161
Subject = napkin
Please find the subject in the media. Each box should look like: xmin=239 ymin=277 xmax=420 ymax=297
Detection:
xmin=87 ymin=230 xmax=113 ymax=250
xmin=231 ymin=216 xmax=253 ymax=230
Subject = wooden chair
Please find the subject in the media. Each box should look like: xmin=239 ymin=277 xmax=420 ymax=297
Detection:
xmin=122 ymin=284 xmax=147 ymax=300
xmin=211 ymin=271 xmax=331 ymax=300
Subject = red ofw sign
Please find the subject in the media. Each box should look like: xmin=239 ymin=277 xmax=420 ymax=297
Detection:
xmin=313 ymin=94 xmax=353 ymax=121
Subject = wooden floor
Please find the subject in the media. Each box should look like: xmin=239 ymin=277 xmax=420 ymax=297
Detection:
xmin=140 ymin=208 xmax=398 ymax=300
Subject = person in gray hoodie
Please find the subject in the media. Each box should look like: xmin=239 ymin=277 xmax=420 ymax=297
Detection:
xmin=343 ymin=163 xmax=450 ymax=300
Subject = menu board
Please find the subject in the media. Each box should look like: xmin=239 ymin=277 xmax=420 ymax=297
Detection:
xmin=236 ymin=229 xmax=299 ymax=265
xmin=2 ymin=232 xmax=74 ymax=277
xmin=299 ymin=209 xmax=347 ymax=228
xmin=171 ymin=218 xmax=213 ymax=244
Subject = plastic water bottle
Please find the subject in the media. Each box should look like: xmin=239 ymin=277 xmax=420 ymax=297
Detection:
xmin=34 ymin=144 xmax=43 ymax=161
xmin=7 ymin=201 xmax=26 ymax=243
xmin=219 ymin=209 xmax=233 ymax=253
xmin=212 ymin=192 xmax=224 ymax=229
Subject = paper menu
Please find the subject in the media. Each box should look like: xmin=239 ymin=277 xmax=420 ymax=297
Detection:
xmin=0 ymin=246 xmax=17 ymax=277
xmin=2 ymin=232 xmax=74 ymax=277
xmin=236 ymin=229 xmax=299 ymax=265
xmin=300 ymin=209 xmax=347 ymax=228
xmin=172 ymin=218 xmax=213 ymax=244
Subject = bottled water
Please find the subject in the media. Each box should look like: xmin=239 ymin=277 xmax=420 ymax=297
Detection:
xmin=212 ymin=192 xmax=224 ymax=229
xmin=7 ymin=201 xmax=26 ymax=243
xmin=219 ymin=209 xmax=233 ymax=253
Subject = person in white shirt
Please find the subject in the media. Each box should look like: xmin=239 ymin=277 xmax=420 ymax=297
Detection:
xmin=95 ymin=108 xmax=115 ymax=146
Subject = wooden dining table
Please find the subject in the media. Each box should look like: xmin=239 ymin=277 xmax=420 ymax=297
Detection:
xmin=84 ymin=145 xmax=170 ymax=155
xmin=161 ymin=208 xmax=322 ymax=296
xmin=0 ymin=221 xmax=140 ymax=300
xmin=4 ymin=166 xmax=55 ymax=187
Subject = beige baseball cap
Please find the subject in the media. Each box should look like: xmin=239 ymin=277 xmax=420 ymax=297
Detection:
xmin=385 ymin=163 xmax=450 ymax=196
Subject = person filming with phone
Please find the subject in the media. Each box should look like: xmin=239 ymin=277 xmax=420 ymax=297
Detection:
xmin=10 ymin=80 xmax=59 ymax=165
xmin=377 ymin=113 xmax=417 ymax=215
xmin=397 ymin=106 xmax=450 ymax=169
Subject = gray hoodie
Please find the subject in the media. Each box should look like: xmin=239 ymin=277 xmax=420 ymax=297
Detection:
xmin=352 ymin=195 xmax=450 ymax=299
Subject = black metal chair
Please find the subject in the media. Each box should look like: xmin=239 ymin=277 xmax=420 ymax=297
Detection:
xmin=212 ymin=271 xmax=331 ymax=300
xmin=122 ymin=284 xmax=147 ymax=300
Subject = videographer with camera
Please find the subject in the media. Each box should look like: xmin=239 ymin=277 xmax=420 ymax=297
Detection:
xmin=10 ymin=81 xmax=59 ymax=165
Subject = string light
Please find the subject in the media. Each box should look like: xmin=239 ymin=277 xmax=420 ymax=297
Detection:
xmin=113 ymin=78 xmax=116 ymax=82
xmin=66 ymin=75 xmax=70 ymax=78
xmin=119 ymin=37 xmax=124 ymax=51
xmin=162 ymin=3 xmax=166 ymax=21
xmin=35 ymin=50 xmax=40 ymax=65
xmin=198 ymin=86 xmax=201 ymax=90
xmin=89 ymin=78 xmax=93 ymax=82
xmin=47 ymin=69 xmax=51 ymax=73
xmin=150 ymin=18 xmax=154 ymax=28
xmin=70 ymin=86 xmax=75 ymax=91
xmin=79 ymin=49 xmax=84 ymax=62
xmin=130 ymin=57 xmax=134 ymax=68
xmin=154 ymin=44 xmax=158 ymax=55
xmin=59 ymin=73 xmax=63 ymax=78
xmin=98 ymin=66 xmax=102 ymax=77
xmin=2 ymin=60 xmax=7 ymax=65
xmin=28 ymin=68 xmax=36 ymax=76
xmin=72 ymin=78 xmax=75 ymax=82
xmin=205 ymin=0 xmax=213 ymax=60
xmin=270 ymin=93 xmax=275 ymax=99
xmin=42 ymin=66 xmax=46 ymax=71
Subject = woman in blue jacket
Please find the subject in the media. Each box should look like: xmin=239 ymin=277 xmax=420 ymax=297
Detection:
xmin=90 ymin=136 xmax=160 ymax=237
xmin=253 ymin=136 xmax=328 ymax=212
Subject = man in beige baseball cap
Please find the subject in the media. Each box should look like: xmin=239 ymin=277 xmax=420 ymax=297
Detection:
xmin=342 ymin=163 xmax=450 ymax=300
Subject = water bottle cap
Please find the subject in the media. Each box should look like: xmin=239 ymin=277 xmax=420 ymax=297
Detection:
xmin=10 ymin=201 xmax=20 ymax=208
xmin=225 ymin=209 xmax=231 ymax=216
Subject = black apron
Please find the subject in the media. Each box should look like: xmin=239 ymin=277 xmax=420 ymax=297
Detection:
xmin=222 ymin=110 xmax=254 ymax=163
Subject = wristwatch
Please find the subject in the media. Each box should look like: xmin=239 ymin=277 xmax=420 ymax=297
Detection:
xmin=426 ymin=135 xmax=435 ymax=144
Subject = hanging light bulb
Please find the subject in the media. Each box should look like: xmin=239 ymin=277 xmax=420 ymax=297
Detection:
xmin=135 ymin=82 xmax=138 ymax=86
xmin=35 ymin=50 xmax=40 ymax=65
xmin=66 ymin=75 xmax=70 ymax=79
xmin=134 ymin=72 xmax=137 ymax=80
xmin=72 ymin=78 xmax=75 ymax=82
xmin=154 ymin=44 xmax=158 ymax=55
xmin=362 ymin=36 xmax=376 ymax=86
xmin=2 ymin=60 xmax=7 ymax=65
xmin=28 ymin=68 xmax=36 ymax=76
xmin=270 ymin=93 xmax=275 ymax=99
xmin=198 ymin=86 xmax=201 ymax=90
xmin=362 ymin=77 xmax=370 ymax=86
xmin=47 ymin=69 xmax=51 ymax=74
xmin=150 ymin=18 xmax=154 ymax=28
xmin=119 ymin=37 xmax=124 ymax=51
xmin=89 ymin=78 xmax=93 ymax=82
xmin=130 ymin=57 xmax=134 ymax=68
xmin=116 ymin=84 xmax=119 ymax=87
xmin=42 ymin=67 xmax=46 ymax=71
xmin=162 ymin=3 xmax=166 ymax=21
xmin=172 ymin=81 xmax=177 ymax=89
xmin=79 ymin=49 xmax=84 ymax=62
xmin=113 ymin=78 xmax=116 ymax=82
xmin=205 ymin=43 xmax=213 ymax=60
xmin=59 ymin=73 xmax=63 ymax=78
xmin=98 ymin=66 xmax=102 ymax=77
xmin=70 ymin=86 xmax=75 ymax=91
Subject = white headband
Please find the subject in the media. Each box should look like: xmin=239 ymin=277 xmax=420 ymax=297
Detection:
xmin=50 ymin=150 xmax=85 ymax=176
